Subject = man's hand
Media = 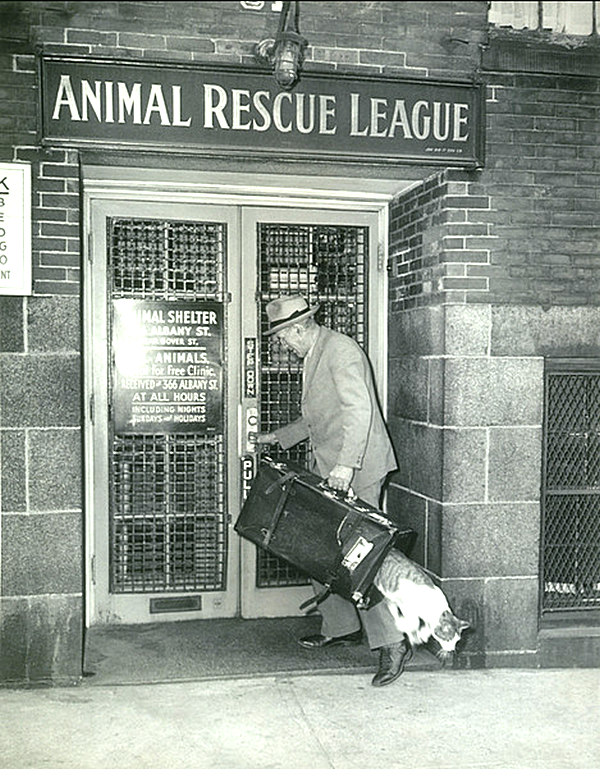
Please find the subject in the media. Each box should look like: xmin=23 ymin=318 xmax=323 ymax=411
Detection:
xmin=327 ymin=464 xmax=354 ymax=493
xmin=255 ymin=432 xmax=278 ymax=445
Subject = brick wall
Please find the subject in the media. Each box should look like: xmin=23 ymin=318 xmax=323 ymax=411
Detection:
xmin=389 ymin=64 xmax=600 ymax=311
xmin=482 ymin=71 xmax=600 ymax=307
xmin=389 ymin=169 xmax=495 ymax=310
xmin=0 ymin=0 xmax=487 ymax=297
xmin=386 ymin=33 xmax=600 ymax=667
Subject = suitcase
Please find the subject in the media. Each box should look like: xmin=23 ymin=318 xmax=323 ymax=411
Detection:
xmin=235 ymin=456 xmax=415 ymax=610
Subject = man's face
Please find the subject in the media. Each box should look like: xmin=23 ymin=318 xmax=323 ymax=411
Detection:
xmin=275 ymin=324 xmax=310 ymax=358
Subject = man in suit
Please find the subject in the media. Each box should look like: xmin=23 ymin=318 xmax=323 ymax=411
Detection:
xmin=256 ymin=294 xmax=411 ymax=687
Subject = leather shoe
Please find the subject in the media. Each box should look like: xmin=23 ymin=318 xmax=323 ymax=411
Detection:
xmin=298 ymin=630 xmax=362 ymax=649
xmin=371 ymin=640 xmax=413 ymax=687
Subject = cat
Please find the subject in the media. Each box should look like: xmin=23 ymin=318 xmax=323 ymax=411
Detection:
xmin=373 ymin=547 xmax=471 ymax=663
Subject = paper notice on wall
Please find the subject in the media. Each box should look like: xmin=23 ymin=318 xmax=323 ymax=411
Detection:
xmin=0 ymin=162 xmax=31 ymax=296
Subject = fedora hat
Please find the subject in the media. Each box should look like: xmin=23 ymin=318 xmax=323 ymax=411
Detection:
xmin=264 ymin=295 xmax=320 ymax=336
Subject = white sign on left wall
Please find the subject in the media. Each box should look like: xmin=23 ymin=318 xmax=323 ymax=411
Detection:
xmin=0 ymin=162 xmax=32 ymax=296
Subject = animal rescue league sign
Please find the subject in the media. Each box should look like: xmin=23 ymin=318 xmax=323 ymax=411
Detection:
xmin=40 ymin=56 xmax=485 ymax=166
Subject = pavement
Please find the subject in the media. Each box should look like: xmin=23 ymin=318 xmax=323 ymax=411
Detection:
xmin=0 ymin=666 xmax=598 ymax=769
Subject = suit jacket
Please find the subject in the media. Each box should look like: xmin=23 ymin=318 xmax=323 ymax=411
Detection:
xmin=274 ymin=326 xmax=397 ymax=489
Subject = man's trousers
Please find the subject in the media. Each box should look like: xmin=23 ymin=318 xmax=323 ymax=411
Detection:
xmin=310 ymin=478 xmax=404 ymax=650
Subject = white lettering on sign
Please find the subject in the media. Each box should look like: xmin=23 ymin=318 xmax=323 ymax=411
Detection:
xmin=42 ymin=60 xmax=481 ymax=166
xmin=202 ymin=84 xmax=338 ymax=135
xmin=0 ymin=162 xmax=31 ymax=296
xmin=132 ymin=308 xmax=219 ymax=325
xmin=51 ymin=75 xmax=192 ymax=126
xmin=113 ymin=300 xmax=223 ymax=433
xmin=349 ymin=93 xmax=469 ymax=142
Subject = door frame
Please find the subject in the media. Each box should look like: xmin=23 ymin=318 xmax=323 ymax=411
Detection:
xmin=83 ymin=168 xmax=398 ymax=628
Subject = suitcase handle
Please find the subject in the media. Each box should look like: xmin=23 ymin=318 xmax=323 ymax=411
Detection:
xmin=317 ymin=480 xmax=357 ymax=502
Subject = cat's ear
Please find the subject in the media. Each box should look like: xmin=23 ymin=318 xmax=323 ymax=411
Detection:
xmin=458 ymin=618 xmax=471 ymax=634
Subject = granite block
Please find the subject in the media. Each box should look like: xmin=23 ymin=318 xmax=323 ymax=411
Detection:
xmin=492 ymin=305 xmax=600 ymax=357
xmin=385 ymin=484 xmax=426 ymax=563
xmin=1 ymin=512 xmax=83 ymax=596
xmin=443 ymin=357 xmax=544 ymax=427
xmin=388 ymin=418 xmax=443 ymax=500
xmin=388 ymin=305 xmax=444 ymax=358
xmin=483 ymin=576 xmax=539 ymax=651
xmin=387 ymin=357 xmax=429 ymax=421
xmin=441 ymin=577 xmax=539 ymax=658
xmin=442 ymin=427 xmax=487 ymax=503
xmin=28 ymin=295 xmax=81 ymax=352
xmin=28 ymin=428 xmax=82 ymax=511
xmin=488 ymin=426 xmax=542 ymax=502
xmin=0 ymin=595 xmax=83 ymax=684
xmin=0 ymin=354 xmax=81 ymax=427
xmin=1 ymin=430 xmax=26 ymax=511
xmin=444 ymin=304 xmax=490 ymax=356
xmin=439 ymin=577 xmax=486 ymax=660
xmin=427 ymin=500 xmax=443 ymax=574
xmin=427 ymin=358 xmax=445 ymax=426
xmin=437 ymin=502 xmax=540 ymax=578
xmin=538 ymin=628 xmax=600 ymax=668
xmin=0 ymin=598 xmax=28 ymax=682
xmin=27 ymin=595 xmax=83 ymax=682
xmin=0 ymin=296 xmax=24 ymax=352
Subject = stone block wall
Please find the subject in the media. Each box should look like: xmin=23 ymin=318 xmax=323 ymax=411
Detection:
xmin=0 ymin=294 xmax=82 ymax=684
xmin=387 ymin=299 xmax=543 ymax=666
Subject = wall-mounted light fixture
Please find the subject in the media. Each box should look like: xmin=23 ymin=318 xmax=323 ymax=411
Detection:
xmin=254 ymin=0 xmax=308 ymax=91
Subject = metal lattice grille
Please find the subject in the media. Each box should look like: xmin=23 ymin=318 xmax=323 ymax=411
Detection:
xmin=256 ymin=222 xmax=368 ymax=587
xmin=112 ymin=434 xmax=226 ymax=592
xmin=543 ymin=370 xmax=600 ymax=612
xmin=108 ymin=217 xmax=227 ymax=593
xmin=110 ymin=219 xmax=224 ymax=300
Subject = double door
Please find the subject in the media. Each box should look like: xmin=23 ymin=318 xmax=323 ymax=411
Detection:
xmin=85 ymin=196 xmax=383 ymax=625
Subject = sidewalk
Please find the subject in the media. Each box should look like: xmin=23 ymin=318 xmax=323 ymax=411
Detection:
xmin=0 ymin=667 xmax=598 ymax=769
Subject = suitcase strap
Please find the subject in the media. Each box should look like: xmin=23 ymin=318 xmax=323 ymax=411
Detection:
xmin=299 ymin=585 xmax=331 ymax=612
xmin=298 ymin=519 xmax=353 ymax=613
xmin=262 ymin=471 xmax=298 ymax=547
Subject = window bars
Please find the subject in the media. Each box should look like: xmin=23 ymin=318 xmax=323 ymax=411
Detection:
xmin=542 ymin=362 xmax=600 ymax=613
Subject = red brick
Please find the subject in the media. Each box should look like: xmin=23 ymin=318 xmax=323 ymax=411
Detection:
xmin=117 ymin=32 xmax=166 ymax=49
xmin=33 ymin=281 xmax=80 ymax=296
xmin=443 ymin=277 xmax=488 ymax=290
xmin=445 ymin=196 xmax=490 ymax=209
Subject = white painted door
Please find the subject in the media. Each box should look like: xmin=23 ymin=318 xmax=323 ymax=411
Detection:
xmin=84 ymin=196 xmax=382 ymax=624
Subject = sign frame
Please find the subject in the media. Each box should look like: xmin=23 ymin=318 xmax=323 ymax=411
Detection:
xmin=0 ymin=161 xmax=32 ymax=296
xmin=40 ymin=55 xmax=485 ymax=169
xmin=111 ymin=298 xmax=224 ymax=435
